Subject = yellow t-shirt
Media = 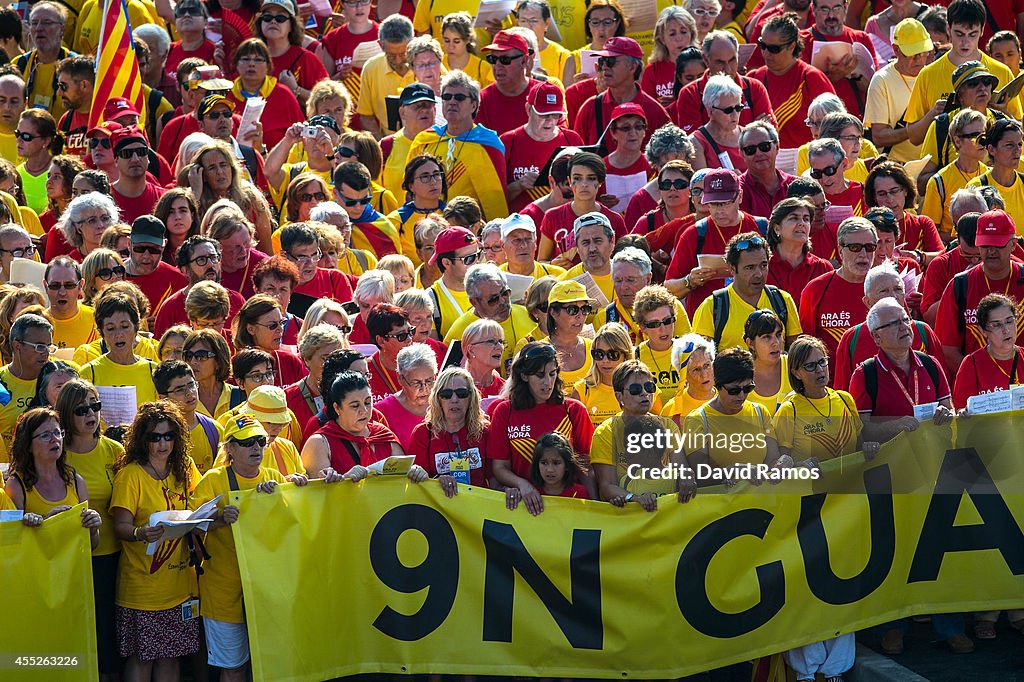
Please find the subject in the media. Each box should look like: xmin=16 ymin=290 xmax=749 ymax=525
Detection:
xmin=636 ymin=341 xmax=679 ymax=406
xmin=921 ymin=162 xmax=988 ymax=236
xmin=590 ymin=413 xmax=680 ymax=494
xmin=539 ymin=41 xmax=573 ymax=83
xmin=691 ymin=285 xmax=801 ymax=352
xmin=381 ymin=131 xmax=415 ymax=210
xmin=683 ymin=400 xmax=775 ymax=468
xmin=109 ymin=458 xmax=201 ymax=611
xmin=66 ymin=436 xmax=124 ymax=556
xmin=572 ymin=379 xmax=663 ymax=426
xmin=0 ymin=365 xmax=38 ymax=462
xmin=15 ymin=476 xmax=79 ymax=516
xmin=559 ymin=264 xmax=614 ymax=303
xmin=73 ymin=334 xmax=160 ymax=366
xmin=193 ymin=465 xmax=286 ymax=623
xmin=336 ymin=248 xmax=377 ymax=278
xmin=388 ymin=207 xmax=434 ymax=265
xmin=968 ymin=172 xmax=1024 ymax=235
xmin=559 ymin=337 xmax=593 ymax=387
xmin=373 ymin=180 xmax=399 ymax=217
xmin=444 ymin=304 xmax=535 ymax=377
xmin=906 ymin=52 xmax=1022 ymax=124
xmin=442 ymin=53 xmax=494 ymax=88
xmin=51 ymin=304 xmax=99 ymax=350
xmin=197 ymin=383 xmax=234 ymax=420
xmin=773 ymin=389 xmax=862 ymax=460
xmin=428 ymin=279 xmax=472 ymax=339
xmin=0 ymin=488 xmax=14 ymax=510
xmin=661 ymin=389 xmax=713 ymax=423
xmin=921 ymin=109 xmax=999 ymax=171
xmin=414 ymin=0 xmax=491 ymax=44
xmin=75 ymin=0 xmax=158 ymax=55
xmin=592 ymin=298 xmax=691 ymax=345
xmin=356 ymin=53 xmax=416 ymax=134
xmin=863 ymin=62 xmax=921 ymax=164
xmin=0 ymin=130 xmax=21 ymax=166
xmin=747 ymin=355 xmax=793 ymax=416
xmin=81 ymin=356 xmax=157 ymax=418
xmin=188 ymin=418 xmax=224 ymax=475
xmin=500 ymin=261 xmax=567 ymax=280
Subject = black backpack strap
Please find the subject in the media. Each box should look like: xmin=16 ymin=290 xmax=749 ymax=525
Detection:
xmin=595 ymin=95 xmax=608 ymax=156
xmin=229 ymin=385 xmax=246 ymax=410
xmin=698 ymin=125 xmax=725 ymax=159
xmin=341 ymin=438 xmax=361 ymax=466
xmin=711 ymin=288 xmax=729 ymax=347
xmin=226 ymin=465 xmax=240 ymax=491
xmin=763 ymin=284 xmax=788 ymax=328
xmin=646 ymin=211 xmax=655 ymax=233
xmin=694 ymin=217 xmax=709 ymax=256
xmin=933 ymin=113 xmax=951 ymax=168
xmin=952 ymin=271 xmax=969 ymax=352
xmin=428 ymin=287 xmax=443 ymax=337
xmin=862 ymin=358 xmax=878 ymax=412
xmin=915 ymin=351 xmax=941 ymax=391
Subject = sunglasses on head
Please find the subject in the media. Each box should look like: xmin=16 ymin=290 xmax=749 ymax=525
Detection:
xmin=553 ymin=303 xmax=594 ymax=316
xmin=97 ymin=265 xmax=126 ymax=280
xmin=641 ymin=315 xmax=675 ymax=329
xmin=658 ymin=178 xmax=690 ymax=191
xmin=88 ymin=137 xmax=111 ymax=150
xmin=591 ymin=348 xmax=622 ymax=361
xmin=439 ymin=387 xmax=471 ymax=399
xmin=809 ymin=164 xmax=840 ymax=179
xmin=341 ymin=195 xmax=372 ymax=207
xmin=73 ymin=401 xmax=102 ymax=417
xmin=757 ymin=38 xmax=793 ymax=53
xmin=626 ymin=381 xmax=657 ymax=396
xmin=741 ymin=141 xmax=774 ymax=156
xmin=235 ymin=435 xmax=268 ymax=448
xmin=734 ymin=236 xmax=766 ymax=251
xmin=801 ymin=357 xmax=828 ymax=372
xmin=485 ymin=53 xmax=524 ymax=66
xmin=714 ymin=104 xmax=745 ymax=114
xmin=441 ymin=92 xmax=470 ymax=102
xmin=147 ymin=432 xmax=176 ymax=443
xmin=721 ymin=383 xmax=756 ymax=396
xmin=184 ymin=349 xmax=217 ymax=361
xmin=840 ymin=241 xmax=878 ymax=253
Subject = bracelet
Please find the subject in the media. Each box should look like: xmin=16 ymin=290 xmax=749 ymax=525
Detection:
xmin=132 ymin=526 xmax=141 ymax=541
xmin=683 ymin=274 xmax=693 ymax=289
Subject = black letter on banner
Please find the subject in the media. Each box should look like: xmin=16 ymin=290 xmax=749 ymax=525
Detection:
xmin=798 ymin=464 xmax=895 ymax=604
xmin=370 ymin=504 xmax=459 ymax=640
xmin=481 ymin=520 xmax=602 ymax=649
xmin=908 ymin=448 xmax=1024 ymax=582
xmin=676 ymin=509 xmax=783 ymax=638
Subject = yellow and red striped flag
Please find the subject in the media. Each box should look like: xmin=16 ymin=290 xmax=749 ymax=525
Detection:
xmin=88 ymin=0 xmax=144 ymax=129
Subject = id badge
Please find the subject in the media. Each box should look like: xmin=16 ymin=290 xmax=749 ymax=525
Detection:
xmin=182 ymin=598 xmax=200 ymax=622
xmin=449 ymin=457 xmax=470 ymax=485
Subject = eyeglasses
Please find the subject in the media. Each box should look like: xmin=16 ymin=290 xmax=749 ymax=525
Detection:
xmin=987 ymin=316 xmax=1018 ymax=332
xmin=343 ymin=0 xmax=372 ymax=5
xmin=341 ymin=195 xmax=372 ymax=207
xmin=238 ymin=56 xmax=269 ymax=65
xmin=721 ymin=383 xmax=756 ymax=396
xmin=147 ymin=431 xmax=176 ymax=443
xmin=596 ymin=56 xmax=619 ymax=69
xmin=757 ymin=38 xmax=793 ymax=53
xmin=874 ymin=315 xmax=911 ymax=331
xmin=235 ymin=435 xmax=268 ymax=448
xmin=133 ymin=245 xmax=163 ymax=256
xmin=73 ymin=401 xmax=103 ymax=417
xmin=297 ymin=191 xmax=327 ymax=203
xmin=74 ymin=215 xmax=112 ymax=230
xmin=840 ymin=241 xmax=878 ymax=253
xmin=0 ymin=244 xmax=34 ymax=258
xmin=741 ymin=141 xmax=774 ymax=156
xmin=658 ymin=178 xmax=690 ymax=191
xmin=734 ymin=236 xmax=766 ymax=251
xmin=403 ymin=376 xmax=435 ymax=390
xmin=166 ymin=380 xmax=199 ymax=397
xmin=19 ymin=340 xmax=57 ymax=355
xmin=175 ymin=5 xmax=204 ymax=16
xmin=713 ymin=104 xmax=745 ymax=115
xmin=641 ymin=315 xmax=675 ymax=329
xmin=873 ymin=187 xmax=906 ymax=200
xmin=184 ymin=349 xmax=217 ymax=361
xmin=94 ymin=264 xmax=125 ymax=280
xmin=45 ymin=281 xmax=79 ymax=291
xmin=415 ymin=171 xmax=445 ymax=183
xmin=412 ymin=59 xmax=441 ymax=71
xmin=809 ymin=164 xmax=840 ymax=180
xmin=688 ymin=6 xmax=719 ymax=16
xmin=244 ymin=370 xmax=276 ymax=383
xmin=800 ymin=357 xmax=828 ymax=372
xmin=33 ymin=428 xmax=64 ymax=442
xmin=804 ymin=118 xmax=822 ymax=129
xmin=591 ymin=348 xmax=622 ymax=361
xmin=441 ymin=92 xmax=470 ymax=102
xmin=88 ymin=137 xmax=111 ymax=150
xmin=958 ymin=130 xmax=984 ymax=141
xmin=838 ymin=134 xmax=861 ymax=143
xmin=189 ymin=253 xmax=221 ymax=267
xmin=115 ymin=147 xmax=148 ymax=159
xmin=472 ymin=338 xmax=506 ymax=348
xmin=252 ymin=319 xmax=283 ymax=331
xmin=690 ymin=187 xmax=704 ymax=197
xmin=14 ymin=131 xmax=40 ymax=142
xmin=438 ymin=387 xmax=471 ymax=399
xmin=614 ymin=124 xmax=647 ymax=133
xmin=260 ymin=13 xmax=290 ymax=22
xmin=383 ymin=327 xmax=416 ymax=342
xmin=816 ymin=3 xmax=847 ymax=16
xmin=29 ymin=19 xmax=63 ymax=28
xmin=205 ymin=110 xmax=232 ymax=120
xmin=485 ymin=288 xmax=511 ymax=306
xmin=286 ymin=250 xmax=322 ymax=265
xmin=587 ymin=17 xmax=619 ymax=26
xmin=626 ymin=381 xmax=657 ymax=396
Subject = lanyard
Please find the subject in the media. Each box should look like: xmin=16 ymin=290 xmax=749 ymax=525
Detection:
xmin=988 ymin=347 xmax=1020 ymax=384
xmin=371 ymin=353 xmax=401 ymax=394
xmin=24 ymin=48 xmax=68 ymax=107
xmin=888 ymin=361 xmax=921 ymax=408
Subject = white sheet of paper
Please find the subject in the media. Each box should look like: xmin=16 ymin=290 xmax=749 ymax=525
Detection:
xmin=95 ymin=385 xmax=138 ymax=427
xmin=717 ymin=151 xmax=735 ymax=170
xmin=473 ymin=0 xmax=516 ymax=28
xmin=1011 ymin=386 xmax=1024 ymax=411
xmin=851 ymin=42 xmax=876 ymax=80
xmin=903 ymin=155 xmax=932 ymax=186
xmin=351 ymin=40 xmax=383 ymax=69
xmin=9 ymin=257 xmax=46 ymax=293
xmin=368 ymin=455 xmax=415 ymax=476
xmin=503 ymin=272 xmax=534 ymax=303
xmin=571 ymin=271 xmax=610 ymax=307
xmin=604 ymin=171 xmax=648 ymax=214
xmin=144 ymin=495 xmax=223 ymax=555
xmin=578 ymin=50 xmax=600 ymax=76
xmin=967 ymin=389 xmax=1013 ymax=415
xmin=697 ymin=254 xmax=728 ymax=271
xmin=776 ymin=148 xmax=799 ymax=176
xmin=913 ymin=401 xmax=938 ymax=422
xmin=236 ymin=97 xmax=266 ymax=142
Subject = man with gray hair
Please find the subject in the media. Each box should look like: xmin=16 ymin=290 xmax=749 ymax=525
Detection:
xmin=833 ymin=261 xmax=943 ymax=390
xmin=738 ymin=121 xmax=794 ymax=218
xmin=594 ymin=246 xmax=673 ymax=344
xmin=0 ymin=224 xmax=34 ymax=283
xmin=557 ymin=212 xmax=616 ymax=303
xmin=624 ymin=124 xmax=694 ymax=226
xmin=14 ymin=1 xmax=71 ymax=117
xmin=134 ymin=24 xmax=177 ymax=103
xmin=806 ymin=137 xmax=865 ymax=260
xmin=0 ymin=313 xmax=55 ymax=452
xmin=357 ymin=15 xmax=415 ymax=137
xmin=674 ymin=30 xmax=775 ymax=134
xmin=444 ymin=262 xmax=533 ymax=375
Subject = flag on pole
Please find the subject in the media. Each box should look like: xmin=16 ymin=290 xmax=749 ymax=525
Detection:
xmin=88 ymin=0 xmax=144 ymax=130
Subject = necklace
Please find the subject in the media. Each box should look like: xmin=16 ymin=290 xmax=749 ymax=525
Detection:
xmin=984 ymin=268 xmax=1013 ymax=297
xmin=802 ymin=389 xmax=833 ymax=424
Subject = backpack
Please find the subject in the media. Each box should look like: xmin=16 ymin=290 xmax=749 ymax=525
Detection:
xmin=694 ymin=215 xmax=769 ymax=255
xmin=860 ymin=351 xmax=941 ymax=412
xmin=711 ymin=285 xmax=788 ymax=348
xmin=933 ymin=109 xmax=1007 ymax=168
xmin=196 ymin=412 xmax=220 ymax=459
xmin=848 ymin=320 xmax=932 ymax=361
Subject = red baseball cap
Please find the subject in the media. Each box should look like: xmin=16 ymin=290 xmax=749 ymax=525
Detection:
xmin=594 ymin=36 xmax=643 ymax=60
xmin=610 ymin=102 xmax=646 ymax=124
xmin=86 ymin=120 xmax=123 ymax=139
xmin=976 ymin=209 xmax=1017 ymax=247
xmin=701 ymin=168 xmax=740 ymax=204
xmin=428 ymin=226 xmax=479 ymax=266
xmin=111 ymin=125 xmax=149 ymax=154
xmin=482 ymin=30 xmax=531 ymax=55
xmin=528 ymin=81 xmax=565 ymax=116
xmin=103 ymin=97 xmax=140 ymax=123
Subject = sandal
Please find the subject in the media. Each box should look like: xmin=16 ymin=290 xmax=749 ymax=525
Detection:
xmin=974 ymin=621 xmax=997 ymax=640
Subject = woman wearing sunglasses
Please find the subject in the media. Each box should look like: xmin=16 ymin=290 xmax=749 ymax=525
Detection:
xmin=232 ymin=294 xmax=307 ymax=387
xmin=545 ymin=281 xmax=596 ymax=387
xmin=691 ymin=74 xmax=746 ymax=172
xmin=660 ymin=333 xmax=716 ymax=427
xmin=375 ymin=343 xmax=437 ymax=451
xmin=633 ymin=160 xmax=694 ymax=237
xmin=570 ymin=322 xmax=641 ymax=426
xmin=253 ymin=0 xmax=327 ymax=108
xmin=282 ymin=173 xmax=332 ymax=226
xmin=109 ymin=401 xmax=202 ymax=680
xmin=14 ymin=109 xmax=62 ymax=215
xmin=633 ymin=284 xmax=684 ymax=406
xmin=744 ymin=309 xmax=792 ymax=415
xmin=80 ymin=248 xmax=127 ymax=306
xmin=365 ymin=303 xmax=417 ymax=403
xmin=56 ymin=379 xmax=126 ymax=678
xmin=461 ymin=319 xmax=506 ymax=400
xmin=920 ymin=108 xmax=988 ymax=241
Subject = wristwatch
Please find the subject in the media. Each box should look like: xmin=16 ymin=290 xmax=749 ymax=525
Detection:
xmin=624 ymin=492 xmax=635 ymax=502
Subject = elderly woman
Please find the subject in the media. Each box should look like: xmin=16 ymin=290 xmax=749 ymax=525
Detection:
xmin=365 ymin=303 xmax=415 ymax=403
xmin=407 ymin=35 xmax=445 ymax=98
xmin=544 ymin=281 xmax=595 ymax=387
xmin=57 ymin=379 xmax=124 ymax=677
xmin=683 ymin=0 xmax=720 ymax=43
xmin=661 ymin=333 xmax=716 ymax=425
xmin=375 ymin=343 xmax=438 ymax=450
xmin=153 ymin=188 xmax=199 ymax=265
xmin=796 ymin=94 xmax=878 ymax=181
xmin=282 ymin=173 xmax=331 ymax=227
xmin=81 ymin=293 xmax=158 ymax=423
xmin=395 ymin=287 xmax=446 ymax=361
xmin=81 ymin=248 xmax=126 ymax=306
xmin=408 ymin=365 xmax=489 ymax=495
xmin=184 ymin=329 xmax=235 ymax=418
xmin=227 ymin=38 xmax=304 ymax=148
xmin=642 ymin=7 xmax=696 ymax=106
xmin=691 ymin=74 xmax=745 ymax=171
xmin=301 ymin=370 xmax=429 ymax=481
xmin=486 ymin=342 xmax=595 ymax=513
xmin=460 ymin=318 xmax=506 ymax=399
xmin=407 ymin=70 xmax=508 ymax=222
xmin=441 ymin=12 xmax=493 ymax=86
xmin=379 ymin=255 xmax=417 ymax=293
xmin=389 ymin=154 xmax=449 ymax=262
xmin=766 ymin=197 xmax=833 ymax=300
xmin=570 ymin=322 xmax=635 ymax=426
xmin=297 ymin=298 xmax=352 ymax=346
xmin=232 ymin=294 xmax=307 ymax=387
xmin=480 ymin=220 xmax=505 ymax=266
xmin=253 ymin=255 xmax=303 ymax=347
xmin=158 ymin=326 xmax=191 ymax=362
xmin=744 ymin=309 xmax=792 ymax=415
xmin=633 ymin=284 xmax=684 ymax=405
xmin=54 ymin=191 xmax=120 ymax=262
xmin=189 ymin=141 xmax=274 ymax=252
xmin=285 ymin=323 xmax=346 ymax=443
xmin=866 ymin=161 xmax=943 ymax=266
xmin=515 ymin=0 xmax=574 ymax=84
xmin=921 ymin=109 xmax=988 ymax=240
xmin=0 ymin=289 xmax=47 ymax=363
xmin=31 ymin=360 xmax=78 ymax=408
xmin=40 ymin=154 xmax=85 ymax=231
xmin=349 ymin=269 xmax=396 ymax=344
xmin=109 ymin=401 xmax=201 ymax=679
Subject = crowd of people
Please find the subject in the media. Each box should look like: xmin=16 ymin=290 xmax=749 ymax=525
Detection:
xmin=1 ymin=0 xmax=1023 ymax=679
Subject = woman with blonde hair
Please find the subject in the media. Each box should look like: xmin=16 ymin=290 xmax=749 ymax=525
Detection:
xmin=378 ymin=255 xmax=415 ymax=293
xmin=305 ymin=80 xmax=353 ymax=129
xmin=188 ymin=141 xmax=273 ymax=252
xmin=81 ymin=248 xmax=126 ymax=306
xmin=461 ymin=318 xmax=506 ymax=399
xmin=158 ymin=325 xmax=191 ymax=362
xmin=569 ymin=322 xmax=644 ymax=426
xmin=99 ymin=223 xmax=132 ymax=261
xmin=642 ymin=6 xmax=697 ymax=106
xmin=297 ymin=299 xmax=352 ymax=346
xmin=0 ymin=287 xmax=47 ymax=363
xmin=441 ymin=12 xmax=493 ymax=86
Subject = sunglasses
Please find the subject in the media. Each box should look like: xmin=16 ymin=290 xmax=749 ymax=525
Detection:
xmin=88 ymin=137 xmax=111 ymax=150
xmin=441 ymin=92 xmax=470 ymax=102
xmin=801 ymin=357 xmax=828 ymax=372
xmin=553 ymin=304 xmax=594 ymax=316
xmin=713 ymin=104 xmax=744 ymax=114
xmin=133 ymin=245 xmax=163 ymax=255
xmin=73 ymin=401 xmax=103 ymax=417
xmin=260 ymin=13 xmax=290 ymax=22
xmin=626 ymin=381 xmax=657 ymax=396
xmin=439 ymin=387 xmax=471 ymax=399
xmin=840 ymin=242 xmax=878 ymax=253
xmin=485 ymin=53 xmax=524 ymax=66
xmin=334 ymin=145 xmax=357 ymax=158
xmin=235 ymin=435 xmax=268 ymax=448
xmin=596 ymin=56 xmax=619 ymax=69
xmin=641 ymin=315 xmax=675 ymax=329
xmin=175 ymin=5 xmax=204 ymax=15
xmin=147 ymin=432 xmax=176 ymax=443
xmin=958 ymin=130 xmax=984 ymax=141
xmin=591 ymin=348 xmax=622 ymax=361
xmin=116 ymin=147 xmax=148 ymax=159
xmin=97 ymin=265 xmax=126 ymax=280
xmin=46 ymin=281 xmax=79 ymax=291
xmin=721 ymin=383 xmax=756 ymax=396
xmin=658 ymin=178 xmax=690 ymax=191
xmin=383 ymin=327 xmax=416 ymax=342
xmin=757 ymin=38 xmax=793 ymax=53
xmin=298 ymin=191 xmax=327 ymax=203
xmin=741 ymin=141 xmax=774 ymax=156
xmin=485 ymin=288 xmax=511 ymax=306
xmin=205 ymin=110 xmax=232 ymax=120
xmin=14 ymin=131 xmax=40 ymax=142
xmin=809 ymin=164 xmax=840 ymax=180
xmin=184 ymin=349 xmax=217 ymax=361
xmin=341 ymin=195 xmax=372 ymax=207
xmin=253 ymin=319 xmax=283 ymax=331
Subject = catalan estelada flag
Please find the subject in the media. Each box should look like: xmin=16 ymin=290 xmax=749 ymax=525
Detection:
xmin=88 ymin=0 xmax=144 ymax=129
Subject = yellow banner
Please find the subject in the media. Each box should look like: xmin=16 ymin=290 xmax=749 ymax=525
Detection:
xmin=0 ymin=502 xmax=98 ymax=682
xmin=232 ymin=414 xmax=1024 ymax=681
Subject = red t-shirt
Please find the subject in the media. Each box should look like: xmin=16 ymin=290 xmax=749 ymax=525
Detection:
xmin=572 ymin=88 xmax=670 ymax=153
xmin=271 ymin=349 xmax=307 ymax=387
xmin=849 ymin=350 xmax=951 ymax=417
xmin=564 ymin=78 xmax=597 ymax=129
xmin=631 ymin=208 xmax=666 ymax=236
xmin=485 ymin=398 xmax=594 ymax=480
xmin=745 ymin=61 xmax=834 ymax=149
xmin=812 ymin=182 xmax=866 ymax=260
xmin=520 ymin=200 xmax=546 ymax=233
xmin=367 ymin=351 xmax=401 ymax=404
xmin=832 ymin=319 xmax=942 ymax=392
xmin=739 ymin=170 xmax=796 ymax=220
xmin=317 ymin=420 xmax=396 ymax=471
xmin=152 ymin=286 xmax=246 ymax=338
xmin=57 ymin=109 xmax=89 ymax=158
xmin=920 ymin=247 xmax=981 ymax=315
xmin=294 ymin=267 xmax=355 ymax=304
xmin=320 ymin=22 xmax=379 ymax=103
xmin=557 ymin=482 xmax=590 ymax=499
xmin=800 ymin=27 xmax=877 ymax=117
xmin=767 ymin=250 xmax=833 ymax=303
xmin=477 ymin=79 xmax=544 ymax=137
xmin=112 ymin=182 xmax=166 ymax=224
xmin=952 ymin=346 xmax=1024 ymax=409
xmin=127 ymin=261 xmax=189 ymax=316
xmin=284 ymin=379 xmax=318 ymax=448
xmin=640 ymin=61 xmax=675 ymax=104
xmin=645 ymin=213 xmax=695 ymax=254
xmin=672 ymin=72 xmax=776 ymax=135
xmin=500 ymin=125 xmax=584 ymax=212
xmin=900 ymin=212 xmax=944 ymax=252
xmin=539 ymin=202 xmax=627 ymax=260
xmin=221 ymin=248 xmax=267 ymax=300
xmin=271 ymin=44 xmax=329 ymax=92
xmin=408 ymin=423 xmax=488 ymax=487
xmin=934 ymin=262 xmax=1024 ymax=361
xmin=625 ymin=185 xmax=658 ymax=229
xmin=165 ymin=40 xmax=217 ymax=80
xmin=798 ymin=270 xmax=867 ymax=374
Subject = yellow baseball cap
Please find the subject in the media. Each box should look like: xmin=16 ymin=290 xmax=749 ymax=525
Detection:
xmin=891 ymin=19 xmax=933 ymax=57
xmin=222 ymin=414 xmax=268 ymax=442
xmin=548 ymin=280 xmax=596 ymax=306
